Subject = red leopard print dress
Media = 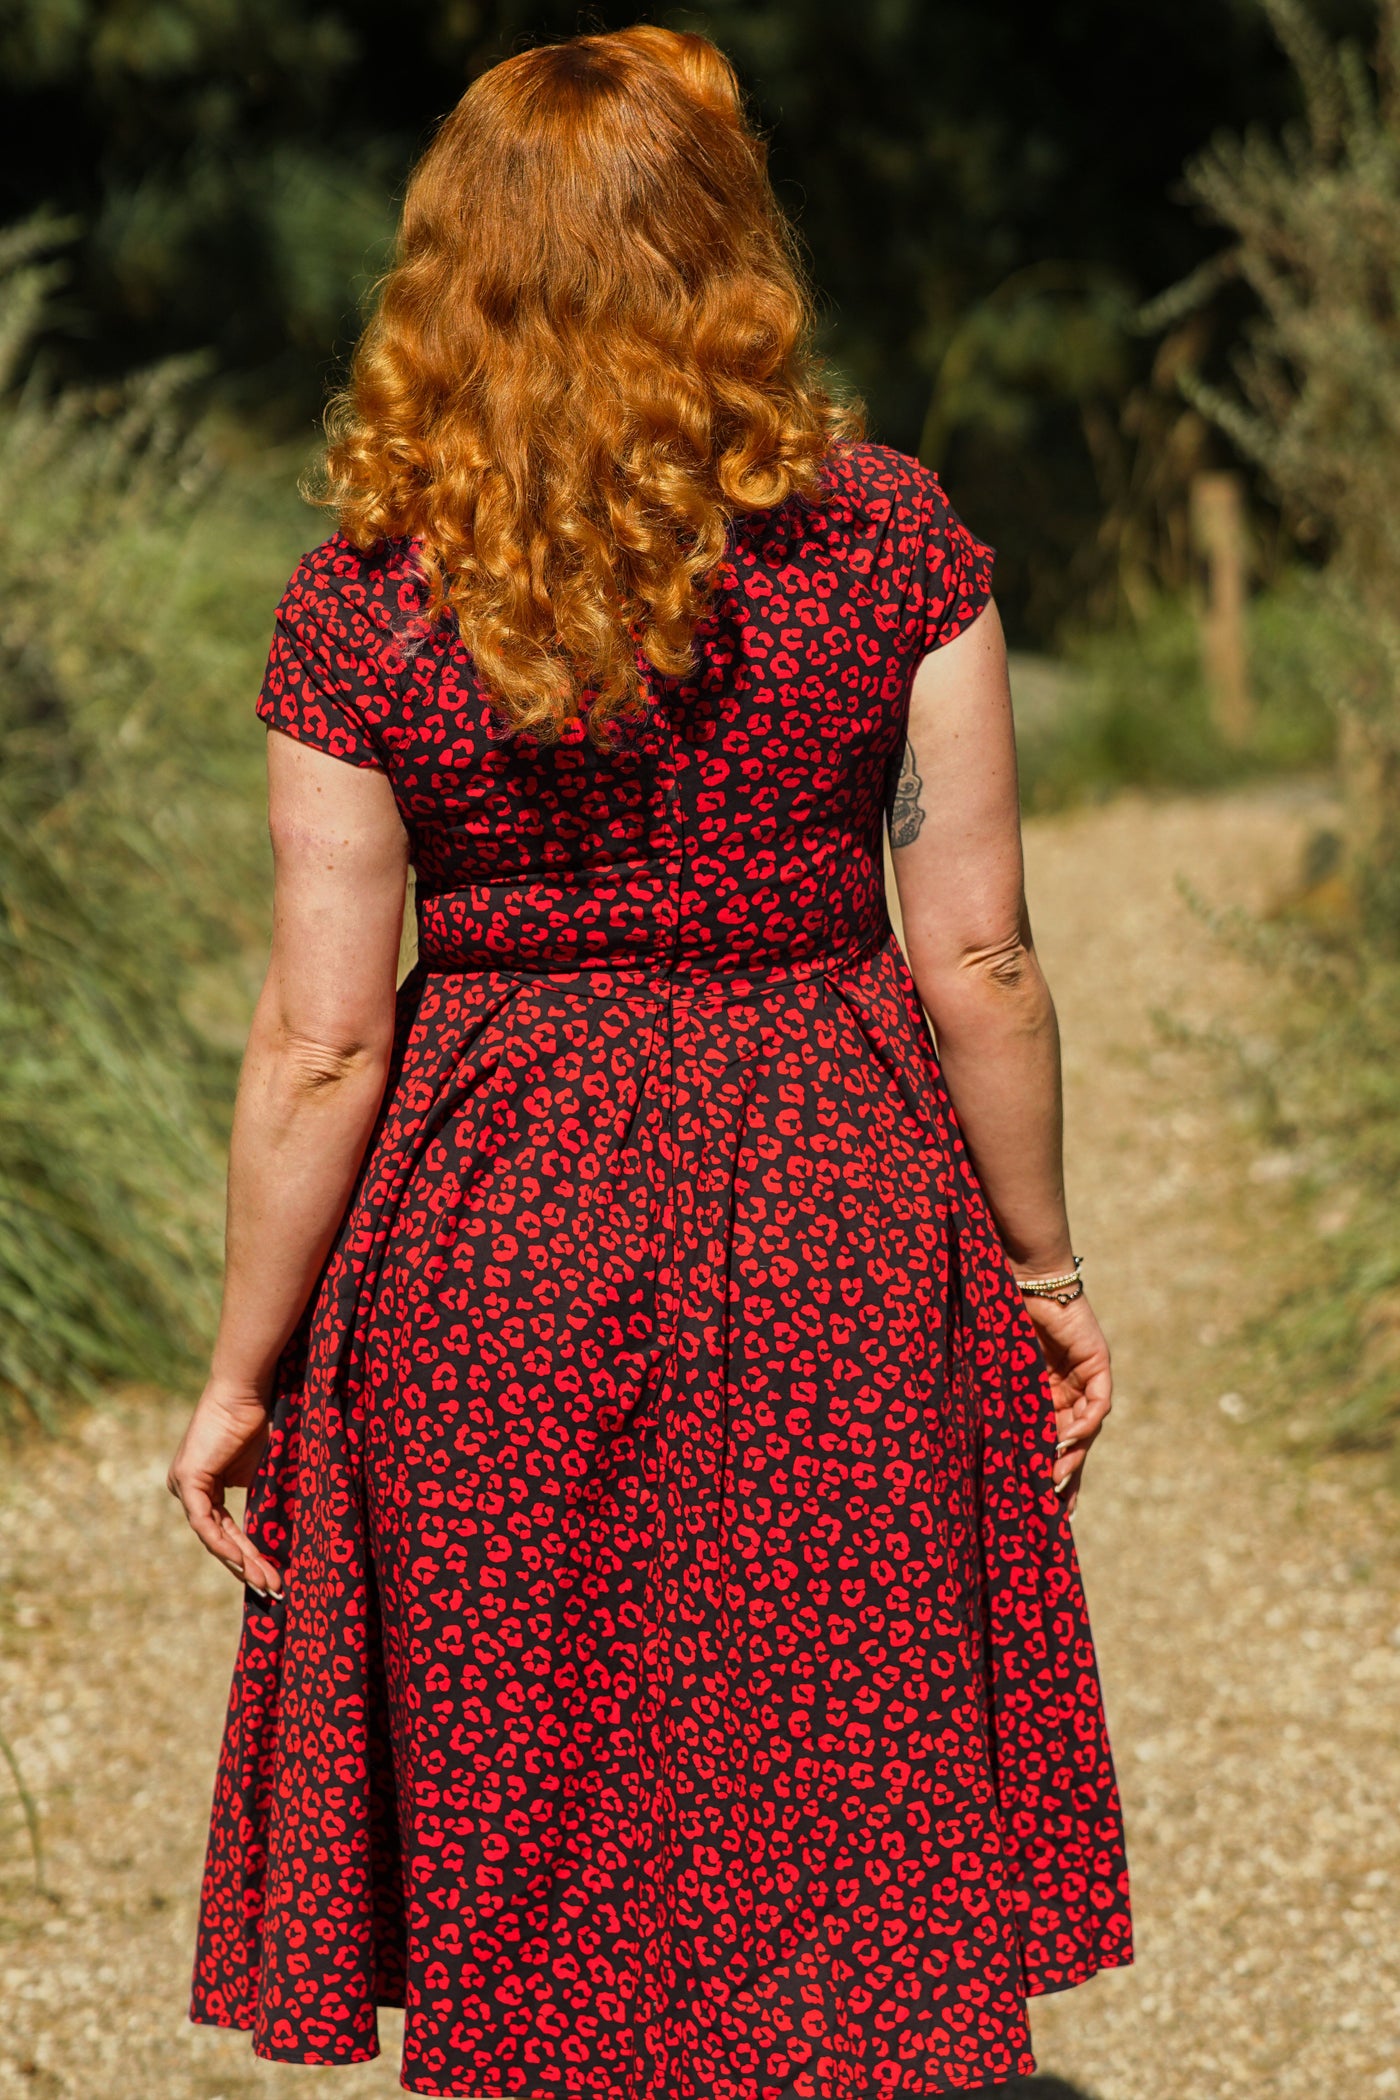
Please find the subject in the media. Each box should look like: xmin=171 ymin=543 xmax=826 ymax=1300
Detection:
xmin=189 ymin=440 xmax=1132 ymax=2097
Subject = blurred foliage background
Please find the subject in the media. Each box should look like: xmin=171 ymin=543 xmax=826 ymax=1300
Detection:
xmin=0 ymin=0 xmax=1396 ymax=1461
xmin=0 ymin=0 xmax=1372 ymax=639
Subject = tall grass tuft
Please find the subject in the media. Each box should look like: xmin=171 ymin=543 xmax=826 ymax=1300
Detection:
xmin=1263 ymin=958 xmax=1400 ymax=1465
xmin=0 ymin=218 xmax=312 ymax=1433
xmin=1167 ymin=893 xmax=1400 ymax=1468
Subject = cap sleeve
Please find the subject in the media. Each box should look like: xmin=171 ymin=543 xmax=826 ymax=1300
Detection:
xmin=906 ymin=461 xmax=996 ymax=655
xmin=256 ymin=555 xmax=391 ymax=770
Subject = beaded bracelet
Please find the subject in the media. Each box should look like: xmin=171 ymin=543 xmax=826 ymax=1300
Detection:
xmin=1015 ymin=1254 xmax=1085 ymax=1306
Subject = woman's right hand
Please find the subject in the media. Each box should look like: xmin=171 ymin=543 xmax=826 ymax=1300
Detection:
xmin=166 ymin=1377 xmax=284 ymax=1597
xmin=1020 ymin=1292 xmax=1113 ymax=1518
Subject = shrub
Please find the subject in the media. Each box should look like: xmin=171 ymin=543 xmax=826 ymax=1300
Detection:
xmin=1144 ymin=0 xmax=1400 ymax=1461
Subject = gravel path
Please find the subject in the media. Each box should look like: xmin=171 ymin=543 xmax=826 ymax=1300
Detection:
xmin=2 ymin=780 xmax=1397 ymax=2099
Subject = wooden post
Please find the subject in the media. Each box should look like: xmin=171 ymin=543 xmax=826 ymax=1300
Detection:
xmin=1190 ymin=470 xmax=1253 ymax=747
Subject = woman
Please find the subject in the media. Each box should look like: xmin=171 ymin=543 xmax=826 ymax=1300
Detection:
xmin=169 ymin=25 xmax=1130 ymax=2098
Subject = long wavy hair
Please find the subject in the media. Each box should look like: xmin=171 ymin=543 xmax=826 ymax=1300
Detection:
xmin=320 ymin=25 xmax=862 ymax=744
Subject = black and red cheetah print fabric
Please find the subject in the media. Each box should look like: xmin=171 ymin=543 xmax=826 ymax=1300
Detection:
xmin=191 ymin=440 xmax=1132 ymax=2097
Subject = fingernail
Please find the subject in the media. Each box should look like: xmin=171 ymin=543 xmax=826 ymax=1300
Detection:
xmin=247 ymin=1583 xmax=269 ymax=1598
xmin=1054 ymin=1476 xmax=1072 ymax=1496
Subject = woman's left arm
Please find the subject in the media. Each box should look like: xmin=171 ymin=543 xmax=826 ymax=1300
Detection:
xmin=167 ymin=730 xmax=409 ymax=1597
xmin=888 ymin=600 xmax=1111 ymax=1514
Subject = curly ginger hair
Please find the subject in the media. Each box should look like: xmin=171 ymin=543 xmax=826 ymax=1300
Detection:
xmin=320 ymin=25 xmax=862 ymax=743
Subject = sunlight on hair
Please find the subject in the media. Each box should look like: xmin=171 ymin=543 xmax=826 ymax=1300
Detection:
xmin=317 ymin=26 xmax=862 ymax=744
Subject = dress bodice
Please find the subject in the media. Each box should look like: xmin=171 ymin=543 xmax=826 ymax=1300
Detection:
xmin=256 ymin=440 xmax=994 ymax=983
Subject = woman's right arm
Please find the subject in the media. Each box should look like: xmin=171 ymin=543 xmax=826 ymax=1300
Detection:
xmin=167 ymin=730 xmax=409 ymax=1595
xmin=888 ymin=599 xmax=1111 ymax=1512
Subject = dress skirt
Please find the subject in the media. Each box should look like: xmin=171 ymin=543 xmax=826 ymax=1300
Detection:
xmin=189 ymin=933 xmax=1132 ymax=2098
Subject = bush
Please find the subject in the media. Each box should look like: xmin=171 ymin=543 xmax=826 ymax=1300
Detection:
xmin=1134 ymin=0 xmax=1400 ymax=1466
xmin=0 ymin=218 xmax=312 ymax=1433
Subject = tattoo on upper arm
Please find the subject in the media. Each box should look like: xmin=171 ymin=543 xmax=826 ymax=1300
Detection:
xmin=887 ymin=738 xmax=926 ymax=848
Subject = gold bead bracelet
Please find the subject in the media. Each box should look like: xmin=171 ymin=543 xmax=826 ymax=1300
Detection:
xmin=1015 ymin=1255 xmax=1085 ymax=1302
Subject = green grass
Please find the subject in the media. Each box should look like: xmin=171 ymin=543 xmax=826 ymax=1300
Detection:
xmin=1248 ymin=938 xmax=1400 ymax=1468
xmin=1016 ymin=581 xmax=1338 ymax=813
xmin=0 ymin=287 xmax=317 ymax=1429
xmin=1164 ymin=884 xmax=1400 ymax=1471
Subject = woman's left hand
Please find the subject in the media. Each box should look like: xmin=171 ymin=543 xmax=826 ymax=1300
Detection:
xmin=1020 ymin=1292 xmax=1113 ymax=1518
xmin=166 ymin=1378 xmax=283 ymax=1596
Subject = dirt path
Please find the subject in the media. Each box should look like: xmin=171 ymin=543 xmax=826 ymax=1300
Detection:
xmin=2 ymin=780 xmax=1398 ymax=2100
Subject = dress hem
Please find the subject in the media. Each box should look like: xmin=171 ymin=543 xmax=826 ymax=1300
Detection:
xmin=396 ymin=2066 xmax=1041 ymax=2100
xmin=188 ymin=1944 xmax=1135 ymax=2093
